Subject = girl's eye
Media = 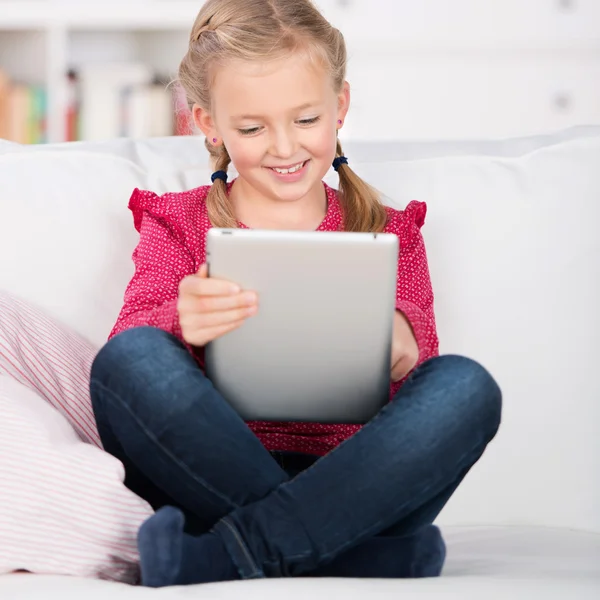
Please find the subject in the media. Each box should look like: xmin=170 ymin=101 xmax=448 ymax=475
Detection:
xmin=238 ymin=116 xmax=320 ymax=135
xmin=238 ymin=127 xmax=262 ymax=136
xmin=297 ymin=116 xmax=321 ymax=126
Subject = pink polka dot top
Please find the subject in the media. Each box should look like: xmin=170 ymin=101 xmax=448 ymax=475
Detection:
xmin=110 ymin=181 xmax=439 ymax=456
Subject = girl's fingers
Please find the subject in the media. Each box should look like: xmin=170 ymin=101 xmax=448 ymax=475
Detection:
xmin=391 ymin=355 xmax=412 ymax=382
xmin=192 ymin=319 xmax=246 ymax=346
xmin=193 ymin=291 xmax=258 ymax=314
xmin=180 ymin=274 xmax=241 ymax=297
xmin=183 ymin=305 xmax=257 ymax=330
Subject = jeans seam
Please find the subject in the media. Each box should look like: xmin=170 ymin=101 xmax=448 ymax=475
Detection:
xmin=220 ymin=518 xmax=261 ymax=578
xmin=316 ymin=437 xmax=489 ymax=563
xmin=91 ymin=378 xmax=240 ymax=511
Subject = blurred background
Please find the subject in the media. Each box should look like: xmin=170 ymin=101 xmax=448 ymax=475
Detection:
xmin=0 ymin=0 xmax=599 ymax=144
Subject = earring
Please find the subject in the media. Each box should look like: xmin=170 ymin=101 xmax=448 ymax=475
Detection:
xmin=337 ymin=119 xmax=343 ymax=127
xmin=212 ymin=137 xmax=218 ymax=144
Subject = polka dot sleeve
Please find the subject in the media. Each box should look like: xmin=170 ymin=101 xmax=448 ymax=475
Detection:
xmin=385 ymin=201 xmax=439 ymax=368
xmin=108 ymin=189 xmax=195 ymax=342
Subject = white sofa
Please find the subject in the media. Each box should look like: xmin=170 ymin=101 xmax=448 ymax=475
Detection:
xmin=0 ymin=128 xmax=599 ymax=598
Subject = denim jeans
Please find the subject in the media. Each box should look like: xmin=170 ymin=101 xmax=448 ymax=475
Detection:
xmin=90 ymin=326 xmax=501 ymax=579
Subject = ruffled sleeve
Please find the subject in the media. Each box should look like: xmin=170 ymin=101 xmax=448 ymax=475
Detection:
xmin=109 ymin=189 xmax=196 ymax=355
xmin=386 ymin=200 xmax=439 ymax=370
xmin=129 ymin=187 xmax=159 ymax=232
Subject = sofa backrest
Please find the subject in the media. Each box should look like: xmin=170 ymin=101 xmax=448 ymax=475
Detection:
xmin=1 ymin=127 xmax=599 ymax=532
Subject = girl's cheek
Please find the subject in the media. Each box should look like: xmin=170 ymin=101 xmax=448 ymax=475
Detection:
xmin=313 ymin=128 xmax=338 ymax=158
xmin=227 ymin=141 xmax=255 ymax=168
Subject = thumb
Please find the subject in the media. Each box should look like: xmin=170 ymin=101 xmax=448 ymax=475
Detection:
xmin=391 ymin=354 xmax=412 ymax=382
xmin=197 ymin=263 xmax=208 ymax=278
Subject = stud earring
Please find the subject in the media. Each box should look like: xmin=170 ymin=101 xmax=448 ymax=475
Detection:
xmin=337 ymin=119 xmax=343 ymax=126
xmin=212 ymin=137 xmax=218 ymax=144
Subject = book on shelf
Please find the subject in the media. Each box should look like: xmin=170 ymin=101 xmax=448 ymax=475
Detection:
xmin=77 ymin=64 xmax=196 ymax=140
xmin=0 ymin=63 xmax=195 ymax=144
xmin=0 ymin=69 xmax=47 ymax=144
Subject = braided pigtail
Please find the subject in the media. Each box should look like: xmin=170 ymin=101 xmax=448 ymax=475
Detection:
xmin=335 ymin=139 xmax=387 ymax=232
xmin=205 ymin=138 xmax=237 ymax=228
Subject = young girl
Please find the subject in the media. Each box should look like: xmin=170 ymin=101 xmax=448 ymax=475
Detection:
xmin=90 ymin=0 xmax=502 ymax=587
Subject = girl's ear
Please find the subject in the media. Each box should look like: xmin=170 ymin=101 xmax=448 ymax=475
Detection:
xmin=192 ymin=104 xmax=217 ymax=138
xmin=336 ymin=81 xmax=351 ymax=124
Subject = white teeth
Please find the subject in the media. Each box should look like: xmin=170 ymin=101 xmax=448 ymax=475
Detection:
xmin=272 ymin=161 xmax=304 ymax=174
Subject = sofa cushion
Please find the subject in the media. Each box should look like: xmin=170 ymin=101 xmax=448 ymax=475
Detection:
xmin=1 ymin=526 xmax=599 ymax=599
xmin=1 ymin=129 xmax=599 ymax=534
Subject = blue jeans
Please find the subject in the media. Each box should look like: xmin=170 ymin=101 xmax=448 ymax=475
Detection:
xmin=90 ymin=326 xmax=501 ymax=579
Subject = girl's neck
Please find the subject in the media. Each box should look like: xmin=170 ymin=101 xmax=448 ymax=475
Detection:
xmin=230 ymin=178 xmax=327 ymax=231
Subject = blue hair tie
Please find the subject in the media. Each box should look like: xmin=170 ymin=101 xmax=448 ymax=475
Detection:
xmin=211 ymin=170 xmax=228 ymax=183
xmin=332 ymin=156 xmax=348 ymax=172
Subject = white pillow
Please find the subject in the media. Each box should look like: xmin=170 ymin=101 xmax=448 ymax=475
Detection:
xmin=0 ymin=150 xmax=141 ymax=348
xmin=0 ymin=139 xmax=211 ymax=348
xmin=0 ymin=291 xmax=153 ymax=581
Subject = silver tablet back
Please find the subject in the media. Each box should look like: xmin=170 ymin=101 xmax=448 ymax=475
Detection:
xmin=204 ymin=228 xmax=398 ymax=424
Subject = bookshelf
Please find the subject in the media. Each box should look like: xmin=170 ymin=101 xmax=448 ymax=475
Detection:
xmin=1 ymin=0 xmax=599 ymax=143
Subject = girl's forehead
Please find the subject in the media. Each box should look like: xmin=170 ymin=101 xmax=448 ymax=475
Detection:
xmin=222 ymin=51 xmax=324 ymax=77
xmin=211 ymin=54 xmax=335 ymax=117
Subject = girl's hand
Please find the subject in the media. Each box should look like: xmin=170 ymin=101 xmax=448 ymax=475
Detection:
xmin=390 ymin=311 xmax=419 ymax=382
xmin=177 ymin=264 xmax=258 ymax=347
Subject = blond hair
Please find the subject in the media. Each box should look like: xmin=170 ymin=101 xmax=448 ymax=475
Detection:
xmin=178 ymin=0 xmax=388 ymax=232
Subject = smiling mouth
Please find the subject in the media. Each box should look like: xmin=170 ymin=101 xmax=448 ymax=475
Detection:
xmin=267 ymin=160 xmax=308 ymax=174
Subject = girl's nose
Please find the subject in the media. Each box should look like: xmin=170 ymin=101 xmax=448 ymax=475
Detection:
xmin=270 ymin=128 xmax=297 ymax=159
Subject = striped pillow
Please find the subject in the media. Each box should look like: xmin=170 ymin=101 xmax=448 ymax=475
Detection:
xmin=0 ymin=292 xmax=100 ymax=446
xmin=0 ymin=291 xmax=153 ymax=581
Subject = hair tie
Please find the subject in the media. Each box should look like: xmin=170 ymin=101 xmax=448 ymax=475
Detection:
xmin=332 ymin=156 xmax=348 ymax=172
xmin=211 ymin=170 xmax=228 ymax=183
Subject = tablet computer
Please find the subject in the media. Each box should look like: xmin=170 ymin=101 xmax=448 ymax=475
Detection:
xmin=204 ymin=228 xmax=398 ymax=424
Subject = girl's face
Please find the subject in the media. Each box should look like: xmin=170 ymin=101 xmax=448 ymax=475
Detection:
xmin=193 ymin=53 xmax=350 ymax=206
